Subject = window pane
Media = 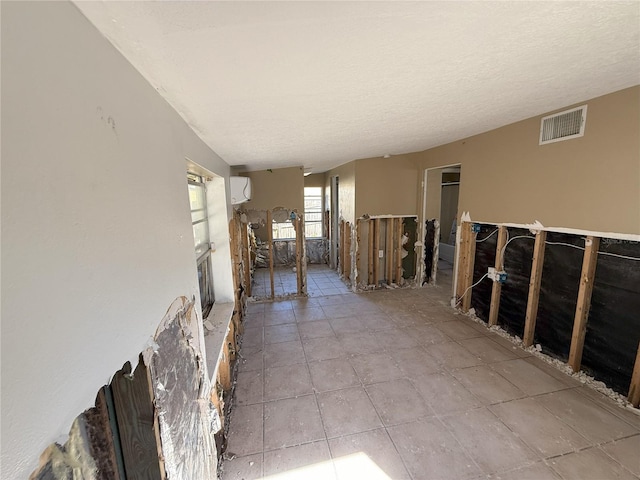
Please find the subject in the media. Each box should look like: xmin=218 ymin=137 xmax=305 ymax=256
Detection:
xmin=305 ymin=212 xmax=322 ymax=222
xmin=304 ymin=187 xmax=322 ymax=196
xmin=193 ymin=222 xmax=210 ymax=257
xmin=304 ymin=198 xmax=322 ymax=210
xmin=272 ymin=222 xmax=295 ymax=240
xmin=191 ymin=209 xmax=207 ymax=223
xmin=188 ymin=183 xmax=206 ymax=210
xmin=305 ymin=222 xmax=323 ymax=238
xmin=197 ymin=255 xmax=214 ymax=316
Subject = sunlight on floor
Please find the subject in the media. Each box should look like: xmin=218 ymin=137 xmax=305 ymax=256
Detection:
xmin=262 ymin=452 xmax=392 ymax=480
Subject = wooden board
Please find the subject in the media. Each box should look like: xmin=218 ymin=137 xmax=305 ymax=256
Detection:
xmin=629 ymin=342 xmax=640 ymax=407
xmin=345 ymin=222 xmax=352 ymax=281
xmin=488 ymin=226 xmax=508 ymax=326
xmin=385 ymin=218 xmax=393 ymax=283
xmin=373 ymin=218 xmax=380 ymax=286
xmin=461 ymin=223 xmax=477 ymax=312
xmin=395 ymin=218 xmax=403 ymax=283
xmin=241 ymin=222 xmax=252 ymax=297
xmin=368 ymin=219 xmax=374 ymax=285
xmin=523 ymin=230 xmax=547 ymax=346
xmin=455 ymin=222 xmax=469 ymax=305
xmin=568 ymin=236 xmax=600 ymax=372
xmin=267 ymin=210 xmax=274 ymax=299
xmin=110 ymin=359 xmax=163 ymax=480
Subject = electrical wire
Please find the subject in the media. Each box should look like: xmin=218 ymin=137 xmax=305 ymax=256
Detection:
xmin=544 ymin=240 xmax=640 ymax=261
xmin=476 ymin=228 xmax=499 ymax=243
xmin=455 ymin=273 xmax=489 ymax=306
xmin=500 ymin=235 xmax=535 ymax=269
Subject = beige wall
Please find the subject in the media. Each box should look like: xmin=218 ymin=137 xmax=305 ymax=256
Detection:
xmin=355 ymin=156 xmax=419 ymax=218
xmin=242 ymin=166 xmax=304 ymax=212
xmin=304 ymin=172 xmax=326 ymax=188
xmin=414 ymin=86 xmax=640 ymax=234
xmin=325 ymin=161 xmax=356 ymax=224
xmin=425 ymin=168 xmax=443 ymax=220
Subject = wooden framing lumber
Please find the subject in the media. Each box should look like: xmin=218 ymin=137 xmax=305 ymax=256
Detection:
xmin=295 ymin=213 xmax=302 ymax=294
xmin=299 ymin=213 xmax=307 ymax=295
xmin=628 ymin=342 xmax=640 ymax=407
xmin=267 ymin=210 xmax=274 ymax=299
xmin=395 ymin=218 xmax=403 ymax=284
xmin=568 ymin=236 xmax=600 ymax=372
xmin=488 ymin=226 xmax=508 ymax=326
xmin=241 ymin=221 xmax=251 ymax=298
xmin=385 ymin=218 xmax=393 ymax=283
xmin=368 ymin=219 xmax=375 ymax=285
xmin=340 ymin=220 xmax=346 ymax=276
xmin=454 ymin=222 xmax=477 ymax=312
xmin=345 ymin=222 xmax=352 ymax=281
xmin=373 ymin=218 xmax=380 ymax=286
xmin=523 ymin=230 xmax=547 ymax=346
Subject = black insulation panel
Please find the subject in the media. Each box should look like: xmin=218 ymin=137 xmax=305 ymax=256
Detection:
xmin=535 ymin=232 xmax=584 ymax=361
xmin=582 ymin=239 xmax=640 ymax=394
xmin=424 ymin=220 xmax=436 ymax=284
xmin=470 ymin=224 xmax=497 ymax=323
xmin=496 ymin=228 xmax=534 ymax=338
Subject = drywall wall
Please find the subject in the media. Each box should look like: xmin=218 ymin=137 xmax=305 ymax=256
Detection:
xmin=242 ymin=166 xmax=304 ymax=212
xmin=325 ymin=161 xmax=356 ymax=224
xmin=355 ymin=156 xmax=418 ymax=218
xmin=1 ymin=2 xmax=232 ymax=477
xmin=304 ymin=173 xmax=326 ymax=188
xmin=425 ymin=168 xmax=443 ymax=221
xmin=414 ymin=86 xmax=640 ymax=234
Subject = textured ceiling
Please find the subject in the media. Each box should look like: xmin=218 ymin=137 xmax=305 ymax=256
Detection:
xmin=75 ymin=1 xmax=640 ymax=173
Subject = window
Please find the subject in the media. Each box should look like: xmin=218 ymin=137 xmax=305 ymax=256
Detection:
xmin=188 ymin=173 xmax=214 ymax=316
xmin=272 ymin=220 xmax=296 ymax=240
xmin=304 ymin=187 xmax=323 ymax=238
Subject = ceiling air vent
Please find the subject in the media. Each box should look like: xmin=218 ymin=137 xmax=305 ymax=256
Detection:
xmin=539 ymin=105 xmax=587 ymax=145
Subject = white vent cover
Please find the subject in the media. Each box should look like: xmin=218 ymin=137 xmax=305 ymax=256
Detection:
xmin=539 ymin=105 xmax=587 ymax=145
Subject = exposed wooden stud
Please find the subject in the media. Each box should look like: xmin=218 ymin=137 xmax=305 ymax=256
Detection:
xmin=295 ymin=213 xmax=302 ymax=295
xmin=395 ymin=218 xmax=403 ymax=284
xmin=568 ymin=236 xmax=600 ymax=372
xmin=488 ymin=226 xmax=508 ymax=326
xmin=356 ymin=220 xmax=362 ymax=286
xmin=461 ymin=223 xmax=477 ymax=312
xmin=267 ymin=210 xmax=274 ymax=299
xmin=431 ymin=221 xmax=441 ymax=285
xmin=385 ymin=218 xmax=393 ymax=283
xmin=455 ymin=222 xmax=469 ymax=305
xmin=299 ymin=213 xmax=307 ymax=295
xmin=628 ymin=342 xmax=640 ymax=407
xmin=345 ymin=222 xmax=352 ymax=281
xmin=368 ymin=219 xmax=375 ymax=285
xmin=523 ymin=230 xmax=547 ymax=346
xmin=373 ymin=218 xmax=381 ymax=286
xmin=340 ymin=220 xmax=346 ymax=276
xmin=241 ymin=221 xmax=251 ymax=298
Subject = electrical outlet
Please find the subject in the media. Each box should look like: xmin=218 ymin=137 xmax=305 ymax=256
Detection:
xmin=378 ymin=250 xmax=384 ymax=258
xmin=471 ymin=223 xmax=482 ymax=233
xmin=488 ymin=267 xmax=507 ymax=283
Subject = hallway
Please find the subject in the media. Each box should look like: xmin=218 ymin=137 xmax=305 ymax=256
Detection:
xmin=222 ymin=271 xmax=640 ymax=480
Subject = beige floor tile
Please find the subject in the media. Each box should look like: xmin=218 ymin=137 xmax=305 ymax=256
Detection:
xmin=547 ymin=447 xmax=637 ymax=480
xmin=412 ymin=371 xmax=483 ymax=414
xmin=453 ymin=365 xmax=526 ymax=405
xmin=390 ymin=346 xmax=441 ymax=378
xmin=329 ymin=429 xmax=411 ymax=480
xmin=349 ymin=352 xmax=404 ymax=384
xmin=241 ymin=326 xmax=264 ymax=348
xmin=263 ymin=340 xmax=306 ymax=368
xmin=427 ymin=341 xmax=484 ymax=370
xmin=601 ymin=434 xmax=640 ymax=476
xmin=308 ymin=358 xmax=361 ymax=392
xmin=337 ymin=332 xmax=383 ymax=355
xmin=264 ymin=363 xmax=313 ymax=401
xmin=441 ymin=407 xmax=538 ymax=474
xmin=235 ymin=369 xmax=264 ymax=405
xmin=227 ymin=404 xmax=263 ymax=457
xmin=377 ymin=328 xmax=421 ymax=349
xmin=293 ymin=306 xmax=327 ymax=322
xmin=388 ymin=417 xmax=482 ymax=480
xmin=264 ymin=323 xmax=300 ymax=344
xmin=536 ymin=388 xmax=639 ymax=444
xmin=435 ymin=320 xmax=485 ymax=340
xmin=356 ymin=312 xmax=396 ymax=331
xmin=317 ymin=387 xmax=383 ymax=438
xmin=264 ymin=309 xmax=296 ymax=326
xmin=489 ymin=397 xmax=590 ymax=457
xmin=297 ymin=320 xmax=335 ymax=340
xmin=489 ymin=358 xmax=569 ymax=396
xmin=303 ymin=336 xmax=346 ymax=361
xmin=366 ymin=378 xmax=433 ymax=426
xmin=263 ymin=440 xmax=336 ymax=480
xmin=221 ymin=453 xmax=263 ymax=480
xmin=459 ymin=337 xmax=518 ymax=364
xmin=329 ymin=317 xmax=366 ymax=335
xmin=487 ymin=462 xmax=561 ymax=480
xmin=264 ymin=395 xmax=325 ymax=450
xmin=237 ymin=346 xmax=263 ymax=373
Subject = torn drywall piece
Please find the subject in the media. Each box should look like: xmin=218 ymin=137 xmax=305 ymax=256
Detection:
xmin=527 ymin=220 xmax=545 ymax=235
xmin=150 ymin=298 xmax=217 ymax=480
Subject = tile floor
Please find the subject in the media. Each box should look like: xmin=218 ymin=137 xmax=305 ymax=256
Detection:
xmin=222 ymin=265 xmax=640 ymax=480
xmin=252 ymin=264 xmax=352 ymax=299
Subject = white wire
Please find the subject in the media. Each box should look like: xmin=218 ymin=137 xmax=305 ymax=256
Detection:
xmin=500 ymin=235 xmax=535 ymax=269
xmin=544 ymin=240 xmax=640 ymax=261
xmin=455 ymin=273 xmax=489 ymax=306
xmin=476 ymin=228 xmax=499 ymax=243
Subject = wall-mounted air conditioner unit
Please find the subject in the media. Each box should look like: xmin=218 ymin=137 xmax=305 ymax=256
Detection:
xmin=230 ymin=176 xmax=252 ymax=204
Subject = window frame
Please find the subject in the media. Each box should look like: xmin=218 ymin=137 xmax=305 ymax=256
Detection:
xmin=188 ymin=173 xmax=214 ymax=317
xmin=304 ymin=186 xmax=323 ymax=239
